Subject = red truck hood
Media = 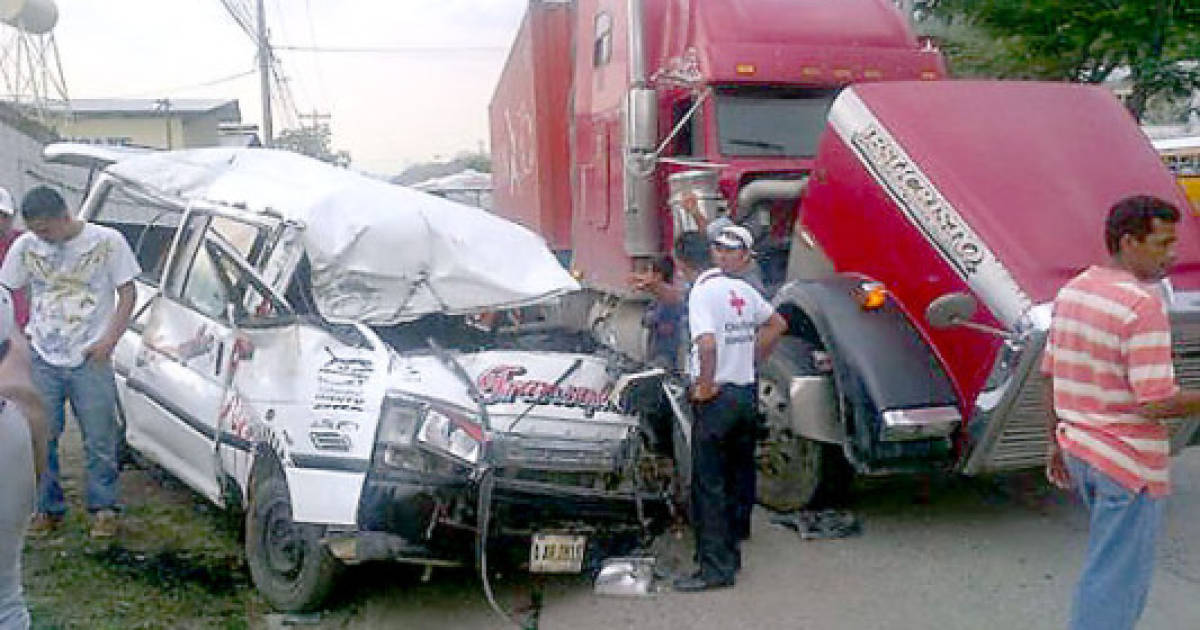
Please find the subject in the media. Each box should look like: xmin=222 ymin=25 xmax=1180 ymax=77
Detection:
xmin=829 ymin=81 xmax=1196 ymax=314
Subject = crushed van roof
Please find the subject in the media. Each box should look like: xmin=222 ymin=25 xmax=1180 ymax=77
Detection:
xmin=96 ymin=147 xmax=579 ymax=324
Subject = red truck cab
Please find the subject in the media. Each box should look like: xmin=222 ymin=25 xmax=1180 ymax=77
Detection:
xmin=489 ymin=0 xmax=943 ymax=291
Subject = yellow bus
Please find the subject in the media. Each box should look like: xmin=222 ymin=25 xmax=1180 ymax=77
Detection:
xmin=1152 ymin=135 xmax=1200 ymax=212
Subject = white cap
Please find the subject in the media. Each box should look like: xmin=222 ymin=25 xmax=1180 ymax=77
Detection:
xmin=0 ymin=288 xmax=14 ymax=343
xmin=0 ymin=187 xmax=13 ymax=216
xmin=713 ymin=225 xmax=754 ymax=250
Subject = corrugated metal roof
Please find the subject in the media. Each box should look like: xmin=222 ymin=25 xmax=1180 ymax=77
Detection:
xmin=42 ymin=98 xmax=240 ymax=117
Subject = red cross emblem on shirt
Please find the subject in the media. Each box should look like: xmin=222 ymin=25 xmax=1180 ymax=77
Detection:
xmin=729 ymin=290 xmax=746 ymax=316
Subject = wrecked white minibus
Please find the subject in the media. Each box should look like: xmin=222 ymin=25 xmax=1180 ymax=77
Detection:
xmin=47 ymin=145 xmax=685 ymax=611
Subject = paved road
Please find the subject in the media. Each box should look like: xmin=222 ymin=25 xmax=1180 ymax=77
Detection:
xmin=285 ymin=450 xmax=1200 ymax=630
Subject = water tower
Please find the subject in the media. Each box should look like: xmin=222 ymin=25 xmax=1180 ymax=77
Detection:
xmin=1 ymin=0 xmax=69 ymax=122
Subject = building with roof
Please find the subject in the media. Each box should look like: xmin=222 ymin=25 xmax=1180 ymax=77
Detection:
xmin=40 ymin=98 xmax=254 ymax=149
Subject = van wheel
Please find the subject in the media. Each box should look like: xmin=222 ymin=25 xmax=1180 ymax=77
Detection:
xmin=245 ymin=466 xmax=341 ymax=612
xmin=756 ymin=341 xmax=852 ymax=511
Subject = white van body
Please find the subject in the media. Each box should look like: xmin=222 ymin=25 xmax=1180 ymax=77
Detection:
xmin=50 ymin=145 xmax=684 ymax=612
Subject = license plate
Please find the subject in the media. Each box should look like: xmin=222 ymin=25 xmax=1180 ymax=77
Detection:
xmin=529 ymin=533 xmax=587 ymax=573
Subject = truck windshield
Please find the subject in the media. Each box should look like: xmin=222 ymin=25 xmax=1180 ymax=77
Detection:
xmin=715 ymin=86 xmax=839 ymax=158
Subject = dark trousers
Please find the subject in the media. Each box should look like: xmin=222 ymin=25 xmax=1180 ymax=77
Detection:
xmin=691 ymin=384 xmax=757 ymax=582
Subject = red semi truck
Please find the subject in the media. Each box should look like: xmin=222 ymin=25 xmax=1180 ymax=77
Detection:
xmin=489 ymin=0 xmax=1200 ymax=508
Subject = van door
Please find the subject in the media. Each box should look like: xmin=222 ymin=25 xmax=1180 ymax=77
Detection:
xmin=126 ymin=209 xmax=291 ymax=504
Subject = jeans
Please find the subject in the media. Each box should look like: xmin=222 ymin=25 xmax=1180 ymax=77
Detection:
xmin=691 ymin=384 xmax=757 ymax=582
xmin=0 ymin=404 xmax=33 ymax=630
xmin=32 ymin=354 xmax=120 ymax=515
xmin=1065 ymin=454 xmax=1164 ymax=630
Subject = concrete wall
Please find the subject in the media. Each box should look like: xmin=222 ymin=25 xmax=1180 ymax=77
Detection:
xmin=55 ymin=111 xmax=228 ymax=150
xmin=0 ymin=103 xmax=93 ymax=220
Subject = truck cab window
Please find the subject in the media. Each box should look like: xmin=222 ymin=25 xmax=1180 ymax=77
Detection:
xmin=715 ymin=86 xmax=839 ymax=158
xmin=593 ymin=13 xmax=612 ymax=67
xmin=670 ymin=99 xmax=701 ymax=157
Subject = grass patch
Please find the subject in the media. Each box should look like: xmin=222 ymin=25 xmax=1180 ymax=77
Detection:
xmin=22 ymin=461 xmax=266 ymax=629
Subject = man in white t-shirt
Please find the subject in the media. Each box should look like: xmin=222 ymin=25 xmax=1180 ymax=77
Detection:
xmin=674 ymin=226 xmax=787 ymax=592
xmin=0 ymin=287 xmax=47 ymax=629
xmin=0 ymin=186 xmax=140 ymax=539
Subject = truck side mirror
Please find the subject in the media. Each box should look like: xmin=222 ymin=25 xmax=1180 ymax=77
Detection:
xmin=926 ymin=292 xmax=1016 ymax=341
xmin=925 ymin=293 xmax=978 ymax=329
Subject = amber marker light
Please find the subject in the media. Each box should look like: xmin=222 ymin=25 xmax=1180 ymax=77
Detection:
xmin=853 ymin=281 xmax=888 ymax=310
xmin=920 ymin=70 xmax=940 ymax=80
xmin=863 ymin=69 xmax=883 ymax=79
xmin=833 ymin=68 xmax=852 ymax=80
xmin=735 ymin=63 xmax=756 ymax=76
xmin=801 ymin=66 xmax=821 ymax=78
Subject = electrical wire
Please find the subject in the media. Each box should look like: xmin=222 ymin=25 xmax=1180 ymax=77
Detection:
xmin=216 ymin=0 xmax=256 ymax=41
xmin=113 ymin=68 xmax=257 ymax=98
xmin=475 ymin=468 xmax=526 ymax=629
xmin=303 ymin=0 xmax=330 ymax=108
xmin=273 ymin=44 xmax=506 ymax=54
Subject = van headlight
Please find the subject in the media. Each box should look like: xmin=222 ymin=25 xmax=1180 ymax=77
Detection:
xmin=417 ymin=408 xmax=482 ymax=464
xmin=373 ymin=397 xmax=424 ymax=470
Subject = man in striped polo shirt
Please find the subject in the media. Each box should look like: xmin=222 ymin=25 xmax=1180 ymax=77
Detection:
xmin=1042 ymin=195 xmax=1200 ymax=630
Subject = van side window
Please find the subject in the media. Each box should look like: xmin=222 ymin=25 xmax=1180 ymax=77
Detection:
xmin=173 ymin=214 xmax=289 ymax=325
xmin=593 ymin=13 xmax=612 ymax=67
xmin=89 ymin=183 xmax=182 ymax=286
xmin=181 ymin=240 xmax=230 ymax=320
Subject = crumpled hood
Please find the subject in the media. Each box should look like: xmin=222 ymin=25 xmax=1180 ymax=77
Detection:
xmin=388 ymin=349 xmax=637 ymax=440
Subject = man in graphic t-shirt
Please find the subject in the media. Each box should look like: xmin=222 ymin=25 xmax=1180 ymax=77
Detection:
xmin=0 ymin=186 xmax=140 ymax=540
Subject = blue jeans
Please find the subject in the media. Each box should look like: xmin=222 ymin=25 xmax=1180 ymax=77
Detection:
xmin=32 ymin=354 xmax=120 ymax=515
xmin=1065 ymin=454 xmax=1164 ymax=630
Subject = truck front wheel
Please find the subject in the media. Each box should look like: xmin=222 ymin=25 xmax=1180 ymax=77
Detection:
xmin=245 ymin=465 xmax=342 ymax=612
xmin=756 ymin=341 xmax=852 ymax=511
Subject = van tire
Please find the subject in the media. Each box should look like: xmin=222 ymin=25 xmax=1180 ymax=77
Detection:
xmin=245 ymin=465 xmax=341 ymax=612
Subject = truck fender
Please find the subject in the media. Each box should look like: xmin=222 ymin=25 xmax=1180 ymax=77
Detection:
xmin=772 ymin=277 xmax=959 ymax=450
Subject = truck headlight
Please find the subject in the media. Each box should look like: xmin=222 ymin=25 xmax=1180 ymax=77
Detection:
xmin=417 ymin=408 xmax=482 ymax=464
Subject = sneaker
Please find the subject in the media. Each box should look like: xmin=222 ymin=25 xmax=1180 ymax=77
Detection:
xmin=27 ymin=512 xmax=63 ymax=537
xmin=89 ymin=509 xmax=118 ymax=539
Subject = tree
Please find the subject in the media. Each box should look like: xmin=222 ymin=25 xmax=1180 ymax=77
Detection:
xmin=391 ymin=151 xmax=491 ymax=186
xmin=273 ymin=123 xmax=351 ymax=167
xmin=921 ymin=0 xmax=1200 ymax=121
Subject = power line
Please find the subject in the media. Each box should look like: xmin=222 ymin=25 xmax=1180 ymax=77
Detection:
xmin=114 ymin=68 xmax=257 ymax=98
xmin=274 ymin=44 xmax=506 ymax=54
xmin=217 ymin=0 xmax=256 ymax=41
xmin=303 ymin=0 xmax=330 ymax=108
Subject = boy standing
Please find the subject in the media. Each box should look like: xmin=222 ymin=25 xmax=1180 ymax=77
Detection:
xmin=0 ymin=186 xmax=139 ymax=539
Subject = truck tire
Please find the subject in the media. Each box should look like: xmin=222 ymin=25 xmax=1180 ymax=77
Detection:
xmin=756 ymin=340 xmax=852 ymax=511
xmin=245 ymin=464 xmax=341 ymax=612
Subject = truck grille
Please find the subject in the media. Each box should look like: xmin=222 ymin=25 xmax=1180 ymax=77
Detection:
xmin=974 ymin=313 xmax=1200 ymax=472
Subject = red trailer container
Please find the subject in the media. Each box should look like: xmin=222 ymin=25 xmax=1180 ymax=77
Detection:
xmin=489 ymin=2 xmax=574 ymax=252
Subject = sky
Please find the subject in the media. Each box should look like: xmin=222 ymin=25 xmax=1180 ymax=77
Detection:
xmin=36 ymin=0 xmax=528 ymax=175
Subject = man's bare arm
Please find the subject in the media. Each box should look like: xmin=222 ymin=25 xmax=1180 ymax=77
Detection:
xmin=692 ymin=333 xmax=718 ymax=401
xmin=0 ymin=335 xmax=47 ymax=479
xmin=1139 ymin=390 xmax=1200 ymax=419
xmin=1040 ymin=373 xmax=1069 ymax=488
xmin=86 ymin=280 xmax=136 ymax=363
xmin=755 ymin=313 xmax=787 ymax=363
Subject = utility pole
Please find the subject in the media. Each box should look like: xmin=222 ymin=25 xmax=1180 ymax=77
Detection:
xmin=257 ymin=0 xmax=273 ymax=147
